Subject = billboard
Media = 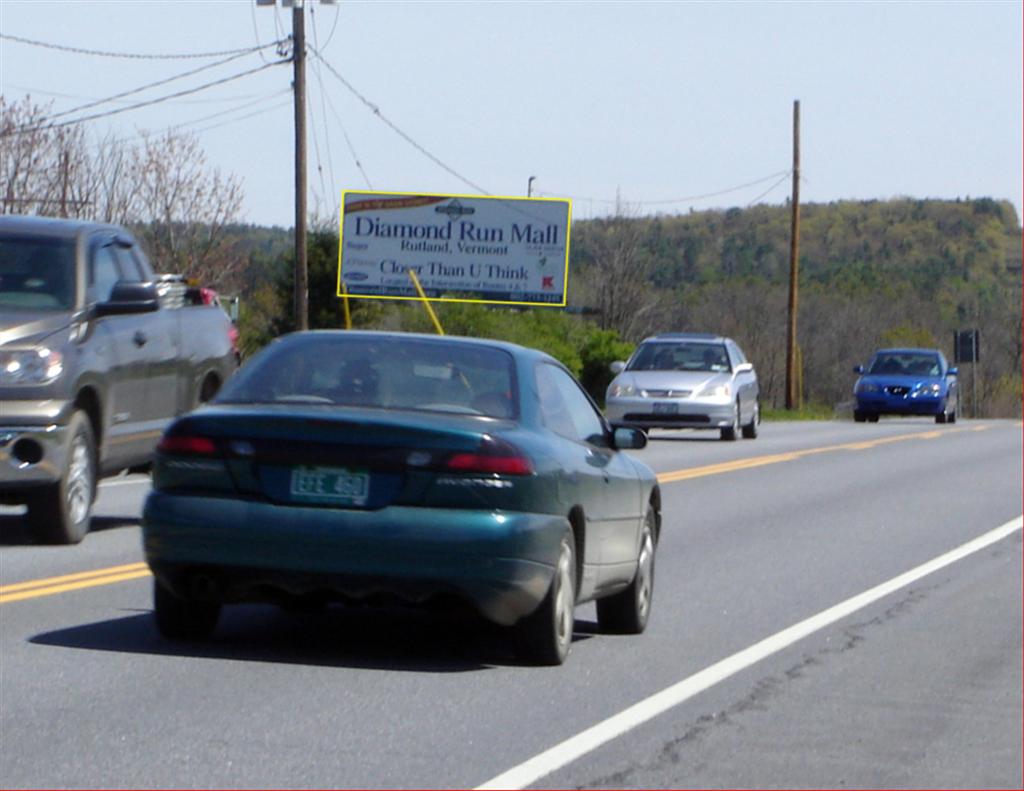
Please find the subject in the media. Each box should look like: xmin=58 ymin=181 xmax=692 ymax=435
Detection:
xmin=337 ymin=191 xmax=571 ymax=306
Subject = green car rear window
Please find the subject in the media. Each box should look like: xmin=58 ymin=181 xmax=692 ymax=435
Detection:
xmin=220 ymin=336 xmax=518 ymax=419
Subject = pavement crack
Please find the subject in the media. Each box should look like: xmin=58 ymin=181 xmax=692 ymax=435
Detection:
xmin=575 ymin=582 xmax=943 ymax=789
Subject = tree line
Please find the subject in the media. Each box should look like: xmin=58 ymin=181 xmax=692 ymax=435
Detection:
xmin=4 ymin=93 xmax=1019 ymax=416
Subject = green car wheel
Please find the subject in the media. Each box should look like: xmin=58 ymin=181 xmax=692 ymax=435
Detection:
xmin=597 ymin=509 xmax=657 ymax=634
xmin=516 ymin=532 xmax=576 ymax=666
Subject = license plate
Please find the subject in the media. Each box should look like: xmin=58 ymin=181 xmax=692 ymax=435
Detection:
xmin=653 ymin=402 xmax=678 ymax=415
xmin=289 ymin=466 xmax=370 ymax=506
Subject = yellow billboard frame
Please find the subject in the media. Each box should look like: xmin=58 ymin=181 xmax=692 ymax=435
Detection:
xmin=336 ymin=189 xmax=572 ymax=308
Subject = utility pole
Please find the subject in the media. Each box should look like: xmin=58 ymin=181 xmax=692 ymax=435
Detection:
xmin=258 ymin=0 xmax=324 ymax=331
xmin=292 ymin=1 xmax=308 ymax=330
xmin=785 ymin=100 xmax=801 ymax=410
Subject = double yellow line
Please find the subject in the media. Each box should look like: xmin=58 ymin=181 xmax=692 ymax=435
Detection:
xmin=0 ymin=424 xmax=997 ymax=606
xmin=0 ymin=562 xmax=150 ymax=605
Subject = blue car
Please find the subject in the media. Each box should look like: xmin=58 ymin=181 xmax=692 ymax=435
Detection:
xmin=853 ymin=348 xmax=959 ymax=424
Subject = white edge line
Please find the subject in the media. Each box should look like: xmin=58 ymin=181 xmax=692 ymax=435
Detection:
xmin=476 ymin=515 xmax=1024 ymax=790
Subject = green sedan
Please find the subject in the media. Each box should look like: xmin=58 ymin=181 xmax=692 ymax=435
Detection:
xmin=142 ymin=331 xmax=660 ymax=665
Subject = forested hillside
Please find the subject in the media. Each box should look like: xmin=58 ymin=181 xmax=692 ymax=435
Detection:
xmin=233 ymin=198 xmax=1022 ymax=417
xmin=568 ymin=198 xmax=1021 ymax=415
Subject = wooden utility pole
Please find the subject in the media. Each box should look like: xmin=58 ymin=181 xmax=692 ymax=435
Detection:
xmin=785 ymin=100 xmax=801 ymax=410
xmin=292 ymin=1 xmax=309 ymax=330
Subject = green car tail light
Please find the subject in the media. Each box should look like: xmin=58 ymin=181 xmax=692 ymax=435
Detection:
xmin=157 ymin=435 xmax=219 ymax=456
xmin=444 ymin=436 xmax=534 ymax=476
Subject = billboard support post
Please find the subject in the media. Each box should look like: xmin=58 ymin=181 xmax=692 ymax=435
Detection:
xmin=407 ymin=269 xmax=445 ymax=335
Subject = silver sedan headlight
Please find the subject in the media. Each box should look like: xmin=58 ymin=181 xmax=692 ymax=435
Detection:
xmin=698 ymin=382 xmax=731 ymax=398
xmin=608 ymin=382 xmax=637 ymax=398
xmin=0 ymin=347 xmax=64 ymax=385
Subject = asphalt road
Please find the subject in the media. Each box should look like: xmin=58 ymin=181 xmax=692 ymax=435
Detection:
xmin=1 ymin=419 xmax=1020 ymax=789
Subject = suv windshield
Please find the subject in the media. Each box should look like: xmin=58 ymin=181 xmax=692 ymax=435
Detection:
xmin=0 ymin=236 xmax=76 ymax=310
xmin=627 ymin=342 xmax=731 ymax=373
xmin=218 ymin=335 xmax=519 ymax=419
xmin=868 ymin=352 xmax=941 ymax=377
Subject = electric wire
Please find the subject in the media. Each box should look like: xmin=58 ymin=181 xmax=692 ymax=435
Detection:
xmin=40 ymin=49 xmax=267 ymax=122
xmin=250 ymin=0 xmax=271 ymax=65
xmin=746 ymin=172 xmax=793 ymax=206
xmin=317 ymin=77 xmax=374 ymax=190
xmin=308 ymin=45 xmax=490 ymax=195
xmin=310 ymin=5 xmax=338 ymax=215
xmin=0 ymin=33 xmax=276 ymax=61
xmin=89 ymin=89 xmax=292 ymax=150
xmin=305 ymin=78 xmax=330 ymax=218
xmin=535 ymin=170 xmax=792 ymax=206
xmin=5 ymin=83 xmax=274 ymax=105
xmin=2 ymin=60 xmax=289 ymax=137
xmin=313 ymin=2 xmax=342 ymax=53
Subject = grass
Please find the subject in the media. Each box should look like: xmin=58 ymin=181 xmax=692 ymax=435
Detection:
xmin=762 ymin=403 xmax=837 ymax=421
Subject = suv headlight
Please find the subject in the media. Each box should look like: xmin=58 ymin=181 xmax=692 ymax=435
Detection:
xmin=0 ymin=348 xmax=64 ymax=385
xmin=608 ymin=382 xmax=636 ymax=398
xmin=699 ymin=383 xmax=731 ymax=398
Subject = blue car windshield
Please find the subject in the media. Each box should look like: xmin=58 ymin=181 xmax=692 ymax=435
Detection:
xmin=869 ymin=353 xmax=941 ymax=377
xmin=218 ymin=335 xmax=518 ymax=419
xmin=627 ymin=342 xmax=731 ymax=373
xmin=0 ymin=236 xmax=76 ymax=310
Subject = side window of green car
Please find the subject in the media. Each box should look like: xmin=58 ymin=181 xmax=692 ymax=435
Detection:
xmin=536 ymin=363 xmax=607 ymax=447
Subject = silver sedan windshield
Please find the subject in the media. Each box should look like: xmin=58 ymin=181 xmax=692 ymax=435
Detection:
xmin=627 ymin=342 xmax=731 ymax=373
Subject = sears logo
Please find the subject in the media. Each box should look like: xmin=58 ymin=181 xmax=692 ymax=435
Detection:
xmin=344 ymin=272 xmax=369 ymax=281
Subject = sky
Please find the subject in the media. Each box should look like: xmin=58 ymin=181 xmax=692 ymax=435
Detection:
xmin=1 ymin=0 xmax=1021 ymax=229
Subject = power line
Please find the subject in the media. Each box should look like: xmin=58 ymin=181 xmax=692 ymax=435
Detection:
xmin=0 ymin=33 xmax=277 ymax=61
xmin=41 ymin=50 xmax=267 ymax=122
xmin=312 ymin=2 xmax=342 ymax=51
xmin=746 ymin=172 xmax=792 ymax=206
xmin=5 ymin=83 xmax=274 ymax=106
xmin=88 ymin=90 xmax=292 ymax=149
xmin=308 ymin=46 xmax=490 ymax=195
xmin=316 ymin=74 xmax=374 ymax=190
xmin=309 ymin=7 xmax=338 ymax=216
xmin=536 ymin=170 xmax=792 ymax=206
xmin=2 ymin=60 xmax=289 ymax=137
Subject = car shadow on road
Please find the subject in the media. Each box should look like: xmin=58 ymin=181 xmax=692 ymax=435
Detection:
xmin=646 ymin=434 xmax=729 ymax=442
xmin=29 ymin=603 xmax=593 ymax=673
xmin=0 ymin=514 xmax=139 ymax=545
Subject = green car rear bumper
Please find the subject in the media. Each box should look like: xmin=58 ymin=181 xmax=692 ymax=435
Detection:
xmin=142 ymin=492 xmax=568 ymax=626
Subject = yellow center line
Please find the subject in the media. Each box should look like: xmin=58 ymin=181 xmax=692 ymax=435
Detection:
xmin=0 ymin=562 xmax=149 ymax=595
xmin=0 ymin=569 xmax=152 ymax=605
xmin=657 ymin=425 xmax=982 ymax=484
xmin=0 ymin=424 xmax=1000 ymax=605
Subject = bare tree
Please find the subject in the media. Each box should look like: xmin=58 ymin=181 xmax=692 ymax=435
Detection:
xmin=2 ymin=95 xmax=245 ymax=289
xmin=129 ymin=131 xmax=244 ymax=287
xmin=574 ymin=197 xmax=668 ymax=341
xmin=1 ymin=95 xmax=92 ymax=217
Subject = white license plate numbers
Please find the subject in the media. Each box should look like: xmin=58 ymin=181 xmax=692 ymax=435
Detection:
xmin=289 ymin=466 xmax=370 ymax=505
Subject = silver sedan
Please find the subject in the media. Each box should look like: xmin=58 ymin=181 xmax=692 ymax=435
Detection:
xmin=605 ymin=333 xmax=760 ymax=440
